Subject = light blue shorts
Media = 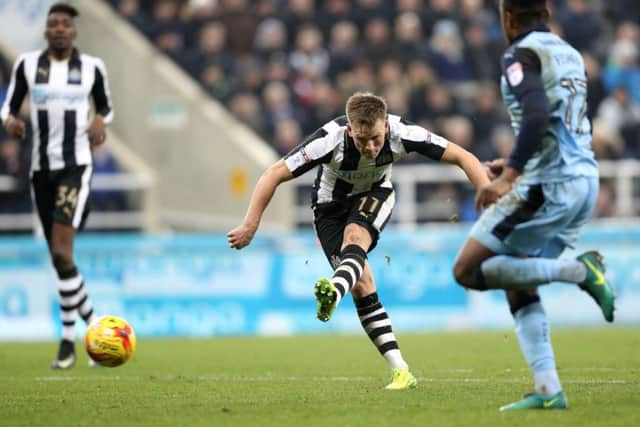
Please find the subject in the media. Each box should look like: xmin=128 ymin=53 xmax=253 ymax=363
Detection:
xmin=469 ymin=176 xmax=598 ymax=258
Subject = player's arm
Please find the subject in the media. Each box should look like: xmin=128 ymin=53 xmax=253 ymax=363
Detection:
xmin=88 ymin=58 xmax=114 ymax=147
xmin=227 ymin=160 xmax=294 ymax=250
xmin=397 ymin=119 xmax=489 ymax=190
xmin=440 ymin=142 xmax=491 ymax=191
xmin=228 ymin=126 xmax=334 ymax=249
xmin=476 ymin=47 xmax=549 ymax=210
xmin=0 ymin=57 xmax=29 ymax=139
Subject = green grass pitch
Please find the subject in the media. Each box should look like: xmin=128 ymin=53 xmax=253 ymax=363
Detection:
xmin=1 ymin=328 xmax=638 ymax=427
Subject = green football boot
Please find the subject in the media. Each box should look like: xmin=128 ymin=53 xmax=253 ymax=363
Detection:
xmin=314 ymin=278 xmax=338 ymax=322
xmin=385 ymin=368 xmax=417 ymax=390
xmin=576 ymin=251 xmax=615 ymax=322
xmin=499 ymin=391 xmax=568 ymax=411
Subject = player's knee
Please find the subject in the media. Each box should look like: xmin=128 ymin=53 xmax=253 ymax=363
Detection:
xmin=453 ymin=259 xmax=484 ymax=290
xmin=453 ymin=259 xmax=470 ymax=287
xmin=342 ymin=223 xmax=368 ymax=248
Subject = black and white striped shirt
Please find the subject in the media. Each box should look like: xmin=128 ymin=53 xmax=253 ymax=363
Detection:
xmin=0 ymin=48 xmax=113 ymax=172
xmin=284 ymin=114 xmax=449 ymax=206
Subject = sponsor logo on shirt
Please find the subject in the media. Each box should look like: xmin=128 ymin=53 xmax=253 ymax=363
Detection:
xmin=68 ymin=67 xmax=81 ymax=83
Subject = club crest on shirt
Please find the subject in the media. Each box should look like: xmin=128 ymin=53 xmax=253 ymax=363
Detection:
xmin=506 ymin=62 xmax=524 ymax=86
xmin=68 ymin=67 xmax=81 ymax=83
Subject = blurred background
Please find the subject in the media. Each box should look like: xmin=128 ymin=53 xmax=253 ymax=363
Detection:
xmin=0 ymin=0 xmax=638 ymax=340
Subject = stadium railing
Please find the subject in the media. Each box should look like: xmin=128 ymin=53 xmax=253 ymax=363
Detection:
xmin=292 ymin=160 xmax=640 ymax=227
xmin=0 ymin=130 xmax=158 ymax=233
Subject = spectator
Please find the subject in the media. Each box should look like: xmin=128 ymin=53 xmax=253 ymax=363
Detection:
xmin=429 ymin=20 xmax=472 ymax=82
xmin=217 ymin=0 xmax=259 ymax=55
xmin=0 ymin=136 xmax=31 ymax=213
xmin=114 ymin=0 xmax=151 ymax=36
xmin=327 ymin=21 xmax=361 ymax=80
xmin=423 ymin=0 xmax=458 ymax=37
xmin=470 ymin=82 xmax=505 ymax=149
xmin=306 ymin=79 xmax=344 ymax=126
xmin=228 ymin=92 xmax=265 ymax=135
xmin=596 ymin=86 xmax=640 ymax=137
xmin=273 ymin=118 xmax=302 ymax=156
xmin=490 ymin=124 xmax=515 ymax=160
xmin=254 ymin=18 xmax=289 ymax=62
xmin=200 ymin=63 xmax=235 ymax=101
xmin=603 ymin=24 xmax=640 ymax=105
xmin=559 ymin=0 xmax=603 ymax=53
xmin=464 ymin=22 xmax=503 ymax=81
xmin=318 ymin=0 xmax=353 ymax=41
xmin=362 ymin=18 xmax=393 ymax=68
xmin=583 ymin=52 xmax=606 ymax=120
xmin=281 ymin=0 xmax=316 ymax=46
xmin=184 ymin=21 xmax=233 ymax=78
xmin=392 ymin=12 xmax=429 ymax=66
xmin=261 ymin=81 xmax=306 ymax=138
xmin=289 ymin=24 xmax=330 ymax=79
xmin=591 ymin=119 xmax=625 ymax=160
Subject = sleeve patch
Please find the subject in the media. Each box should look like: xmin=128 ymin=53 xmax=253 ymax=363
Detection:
xmin=300 ymin=148 xmax=311 ymax=164
xmin=506 ymin=61 xmax=524 ymax=87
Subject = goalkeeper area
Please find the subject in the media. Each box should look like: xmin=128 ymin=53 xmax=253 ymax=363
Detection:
xmin=1 ymin=328 xmax=637 ymax=427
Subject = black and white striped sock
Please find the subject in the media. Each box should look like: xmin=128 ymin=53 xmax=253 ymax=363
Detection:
xmin=332 ymin=244 xmax=367 ymax=305
xmin=57 ymin=267 xmax=81 ymax=341
xmin=356 ymin=292 xmax=408 ymax=370
xmin=57 ymin=267 xmax=95 ymax=341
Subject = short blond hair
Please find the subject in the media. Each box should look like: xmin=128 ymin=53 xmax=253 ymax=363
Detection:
xmin=346 ymin=92 xmax=387 ymax=128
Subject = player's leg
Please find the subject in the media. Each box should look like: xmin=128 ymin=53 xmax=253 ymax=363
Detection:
xmin=314 ymin=222 xmax=370 ymax=321
xmin=314 ymin=188 xmax=394 ymax=322
xmin=351 ymin=263 xmax=416 ymax=390
xmin=454 ymin=179 xmax=614 ymax=321
xmin=499 ymin=289 xmax=567 ymax=411
xmin=49 ymin=166 xmax=97 ymax=368
xmin=32 ymin=171 xmax=76 ymax=369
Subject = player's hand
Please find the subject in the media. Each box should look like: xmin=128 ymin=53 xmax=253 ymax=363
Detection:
xmin=227 ymin=222 xmax=257 ymax=250
xmin=475 ymin=176 xmax=513 ymax=211
xmin=4 ymin=115 xmax=26 ymax=140
xmin=484 ymin=158 xmax=506 ymax=181
xmin=88 ymin=115 xmax=106 ymax=147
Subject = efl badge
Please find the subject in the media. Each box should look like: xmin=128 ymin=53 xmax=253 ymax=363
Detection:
xmin=506 ymin=62 xmax=524 ymax=87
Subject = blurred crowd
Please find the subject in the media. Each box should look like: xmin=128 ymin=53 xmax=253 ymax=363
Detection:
xmin=2 ymin=0 xmax=640 ymax=223
xmin=102 ymin=0 xmax=640 ymax=221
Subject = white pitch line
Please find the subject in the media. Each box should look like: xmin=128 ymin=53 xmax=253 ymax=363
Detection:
xmin=30 ymin=375 xmax=632 ymax=385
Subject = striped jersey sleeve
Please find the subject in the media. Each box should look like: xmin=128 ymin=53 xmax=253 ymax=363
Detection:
xmin=283 ymin=120 xmax=341 ymax=177
xmin=397 ymin=118 xmax=449 ymax=161
xmin=90 ymin=57 xmax=114 ymax=124
xmin=0 ymin=54 xmax=29 ymax=124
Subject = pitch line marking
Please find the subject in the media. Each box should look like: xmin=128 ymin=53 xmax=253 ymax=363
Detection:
xmin=31 ymin=375 xmax=631 ymax=385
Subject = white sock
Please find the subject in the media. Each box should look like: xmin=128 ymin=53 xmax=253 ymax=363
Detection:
xmin=384 ymin=349 xmax=408 ymax=370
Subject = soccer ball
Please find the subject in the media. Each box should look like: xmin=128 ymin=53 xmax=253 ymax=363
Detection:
xmin=85 ymin=315 xmax=136 ymax=367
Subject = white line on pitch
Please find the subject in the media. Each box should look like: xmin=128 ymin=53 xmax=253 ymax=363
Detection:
xmin=31 ymin=375 xmax=631 ymax=385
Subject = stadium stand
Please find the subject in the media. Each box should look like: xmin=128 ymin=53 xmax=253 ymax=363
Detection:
xmin=99 ymin=0 xmax=640 ymax=225
xmin=2 ymin=0 xmax=640 ymax=228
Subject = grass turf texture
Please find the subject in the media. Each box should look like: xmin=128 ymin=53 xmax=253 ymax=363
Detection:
xmin=1 ymin=328 xmax=638 ymax=427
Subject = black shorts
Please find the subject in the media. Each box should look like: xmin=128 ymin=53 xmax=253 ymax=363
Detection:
xmin=31 ymin=165 xmax=92 ymax=240
xmin=313 ymin=187 xmax=395 ymax=269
